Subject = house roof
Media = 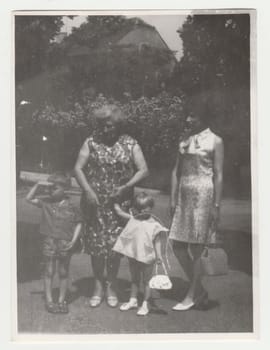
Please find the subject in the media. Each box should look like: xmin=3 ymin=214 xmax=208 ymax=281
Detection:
xmin=67 ymin=17 xmax=175 ymax=59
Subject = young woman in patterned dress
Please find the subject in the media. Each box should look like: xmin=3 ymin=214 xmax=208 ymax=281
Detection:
xmin=169 ymin=99 xmax=224 ymax=310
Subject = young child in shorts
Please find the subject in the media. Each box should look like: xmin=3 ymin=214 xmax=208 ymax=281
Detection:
xmin=112 ymin=192 xmax=168 ymax=316
xmin=26 ymin=173 xmax=82 ymax=314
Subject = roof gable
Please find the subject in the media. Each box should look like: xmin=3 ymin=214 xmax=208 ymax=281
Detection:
xmin=117 ymin=27 xmax=169 ymax=50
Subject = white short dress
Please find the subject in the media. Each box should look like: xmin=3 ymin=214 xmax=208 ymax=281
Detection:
xmin=113 ymin=216 xmax=168 ymax=264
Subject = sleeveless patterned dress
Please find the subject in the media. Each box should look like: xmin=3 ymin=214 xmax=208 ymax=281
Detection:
xmin=81 ymin=134 xmax=138 ymax=257
xmin=169 ymin=128 xmax=217 ymax=245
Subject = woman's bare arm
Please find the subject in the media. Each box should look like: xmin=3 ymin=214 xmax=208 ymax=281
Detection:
xmin=74 ymin=139 xmax=99 ymax=205
xmin=170 ymin=154 xmax=180 ymax=215
xmin=125 ymin=144 xmax=149 ymax=188
xmin=111 ymin=143 xmax=149 ymax=199
xmin=211 ymin=136 xmax=224 ymax=227
xmin=213 ymin=136 xmax=224 ymax=207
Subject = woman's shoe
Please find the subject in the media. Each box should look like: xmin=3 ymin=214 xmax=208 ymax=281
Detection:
xmin=120 ymin=298 xmax=138 ymax=311
xmin=172 ymin=301 xmax=195 ymax=311
xmin=137 ymin=301 xmax=149 ymax=316
xmin=106 ymin=284 xmax=118 ymax=308
xmin=107 ymin=296 xmax=118 ymax=308
xmin=89 ymin=295 xmax=103 ymax=308
xmin=172 ymin=291 xmax=209 ymax=311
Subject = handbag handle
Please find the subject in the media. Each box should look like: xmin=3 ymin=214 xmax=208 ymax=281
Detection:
xmin=154 ymin=260 xmax=169 ymax=276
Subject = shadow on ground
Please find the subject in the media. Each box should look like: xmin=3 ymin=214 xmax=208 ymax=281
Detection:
xmin=69 ymin=277 xmax=131 ymax=304
xmin=17 ymin=221 xmax=43 ymax=283
xmin=16 ymin=220 xmax=253 ymax=285
xmin=222 ymin=230 xmax=252 ymax=275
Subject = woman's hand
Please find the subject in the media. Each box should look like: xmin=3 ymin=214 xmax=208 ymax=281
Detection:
xmin=211 ymin=206 xmax=220 ymax=231
xmin=85 ymin=190 xmax=100 ymax=207
xmin=110 ymin=185 xmax=128 ymax=200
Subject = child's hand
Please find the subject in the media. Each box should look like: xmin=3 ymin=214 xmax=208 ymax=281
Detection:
xmin=38 ymin=180 xmax=54 ymax=187
xmin=63 ymin=241 xmax=75 ymax=251
xmin=155 ymin=258 xmax=163 ymax=266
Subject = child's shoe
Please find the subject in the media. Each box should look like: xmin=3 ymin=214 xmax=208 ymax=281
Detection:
xmin=137 ymin=301 xmax=149 ymax=316
xmin=45 ymin=301 xmax=59 ymax=314
xmin=120 ymin=298 xmax=138 ymax=311
xmin=58 ymin=300 xmax=69 ymax=314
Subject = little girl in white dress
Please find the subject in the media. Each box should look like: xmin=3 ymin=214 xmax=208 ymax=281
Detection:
xmin=112 ymin=192 xmax=168 ymax=316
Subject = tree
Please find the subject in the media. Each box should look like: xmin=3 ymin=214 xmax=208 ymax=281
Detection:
xmin=15 ymin=16 xmax=66 ymax=81
xmin=64 ymin=16 xmax=175 ymax=98
xmin=174 ymin=14 xmax=251 ymax=196
xmin=176 ymin=14 xmax=250 ymax=94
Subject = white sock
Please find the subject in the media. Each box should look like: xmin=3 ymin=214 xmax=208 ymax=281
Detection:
xmin=142 ymin=300 xmax=149 ymax=308
xmin=129 ymin=297 xmax=137 ymax=303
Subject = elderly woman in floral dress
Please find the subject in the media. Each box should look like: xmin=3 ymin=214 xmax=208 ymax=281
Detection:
xmin=74 ymin=104 xmax=149 ymax=308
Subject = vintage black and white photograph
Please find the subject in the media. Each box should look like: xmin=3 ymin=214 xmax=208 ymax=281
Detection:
xmin=14 ymin=10 xmax=255 ymax=336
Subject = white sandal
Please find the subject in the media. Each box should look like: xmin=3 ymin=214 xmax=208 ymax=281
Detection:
xmin=120 ymin=298 xmax=138 ymax=311
xmin=137 ymin=301 xmax=149 ymax=316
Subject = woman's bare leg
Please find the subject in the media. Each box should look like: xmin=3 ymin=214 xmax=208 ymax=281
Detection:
xmin=180 ymin=244 xmax=205 ymax=305
xmin=172 ymin=241 xmax=193 ymax=280
xmin=91 ymin=255 xmax=105 ymax=296
xmin=106 ymin=253 xmax=121 ymax=298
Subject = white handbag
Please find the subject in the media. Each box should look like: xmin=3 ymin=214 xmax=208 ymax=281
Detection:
xmin=149 ymin=261 xmax=172 ymax=290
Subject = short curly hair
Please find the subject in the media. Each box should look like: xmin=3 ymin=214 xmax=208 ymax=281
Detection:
xmin=94 ymin=104 xmax=126 ymax=125
xmin=133 ymin=192 xmax=155 ymax=211
xmin=47 ymin=172 xmax=71 ymax=189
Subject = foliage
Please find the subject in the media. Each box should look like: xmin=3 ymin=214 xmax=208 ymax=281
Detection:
xmin=176 ymin=14 xmax=250 ymax=94
xmin=62 ymin=16 xmax=175 ymax=98
xmin=15 ymin=15 xmax=73 ymax=82
xmin=123 ymin=93 xmax=184 ymax=166
xmin=170 ymin=14 xmax=251 ymax=196
xmin=174 ymin=14 xmax=250 ymax=167
xmin=15 ymin=16 xmax=72 ymax=81
xmin=31 ymin=93 xmax=184 ymax=170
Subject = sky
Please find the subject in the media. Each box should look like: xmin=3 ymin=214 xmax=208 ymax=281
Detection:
xmin=62 ymin=14 xmax=187 ymax=60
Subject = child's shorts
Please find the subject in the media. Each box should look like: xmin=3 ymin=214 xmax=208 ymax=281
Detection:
xmin=42 ymin=236 xmax=72 ymax=259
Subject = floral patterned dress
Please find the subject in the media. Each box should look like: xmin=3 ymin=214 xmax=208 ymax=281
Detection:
xmin=81 ymin=134 xmax=137 ymax=257
xmin=169 ymin=128 xmax=217 ymax=245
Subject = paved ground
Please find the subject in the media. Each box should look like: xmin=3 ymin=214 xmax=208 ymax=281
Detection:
xmin=16 ymin=187 xmax=253 ymax=334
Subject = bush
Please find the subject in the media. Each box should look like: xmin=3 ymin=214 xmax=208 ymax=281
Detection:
xmin=31 ymin=92 xmax=185 ymax=171
xmin=123 ymin=92 xmax=184 ymax=167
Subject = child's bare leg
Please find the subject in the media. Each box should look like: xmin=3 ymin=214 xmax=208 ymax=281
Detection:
xmin=44 ymin=257 xmax=56 ymax=303
xmin=129 ymin=258 xmax=141 ymax=299
xmin=137 ymin=263 xmax=153 ymax=316
xmin=120 ymin=258 xmax=140 ymax=311
xmin=142 ymin=263 xmax=153 ymax=302
xmin=58 ymin=256 xmax=71 ymax=303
